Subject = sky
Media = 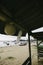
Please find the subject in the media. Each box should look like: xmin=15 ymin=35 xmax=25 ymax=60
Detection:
xmin=32 ymin=27 xmax=43 ymax=33
xmin=0 ymin=33 xmax=34 ymax=41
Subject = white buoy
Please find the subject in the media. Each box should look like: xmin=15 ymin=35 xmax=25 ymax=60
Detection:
xmin=16 ymin=30 xmax=22 ymax=44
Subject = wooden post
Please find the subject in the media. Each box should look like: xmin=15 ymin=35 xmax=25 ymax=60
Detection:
xmin=28 ymin=33 xmax=31 ymax=65
xmin=37 ymin=40 xmax=39 ymax=61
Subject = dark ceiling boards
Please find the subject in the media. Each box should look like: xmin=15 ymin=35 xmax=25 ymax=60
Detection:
xmin=0 ymin=0 xmax=43 ymax=39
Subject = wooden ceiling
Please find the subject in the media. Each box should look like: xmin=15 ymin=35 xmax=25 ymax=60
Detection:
xmin=0 ymin=0 xmax=43 ymax=39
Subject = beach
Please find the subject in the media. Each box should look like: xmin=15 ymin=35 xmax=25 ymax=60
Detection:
xmin=0 ymin=43 xmax=38 ymax=65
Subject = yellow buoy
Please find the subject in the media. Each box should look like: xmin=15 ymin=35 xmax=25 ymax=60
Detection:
xmin=4 ymin=24 xmax=16 ymax=35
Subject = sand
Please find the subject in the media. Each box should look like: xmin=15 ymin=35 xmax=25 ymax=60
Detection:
xmin=0 ymin=43 xmax=41 ymax=65
xmin=0 ymin=44 xmax=29 ymax=65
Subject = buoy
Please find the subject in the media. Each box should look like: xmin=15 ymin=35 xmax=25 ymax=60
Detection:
xmin=4 ymin=23 xmax=16 ymax=35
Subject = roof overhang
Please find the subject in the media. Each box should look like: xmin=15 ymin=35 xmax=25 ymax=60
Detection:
xmin=0 ymin=0 xmax=43 ymax=38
